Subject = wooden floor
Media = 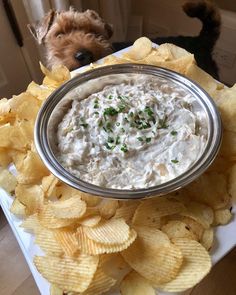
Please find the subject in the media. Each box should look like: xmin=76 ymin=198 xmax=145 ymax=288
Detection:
xmin=0 ymin=207 xmax=236 ymax=295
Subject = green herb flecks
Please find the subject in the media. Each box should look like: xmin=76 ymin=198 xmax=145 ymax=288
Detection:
xmin=171 ymin=130 xmax=178 ymax=136
xmin=115 ymin=136 xmax=120 ymax=145
xmin=171 ymin=159 xmax=179 ymax=164
xmin=146 ymin=137 xmax=152 ymax=143
xmin=104 ymin=107 xmax=118 ymax=117
xmin=144 ymin=106 xmax=154 ymax=117
xmin=105 ymin=142 xmax=115 ymax=150
xmin=108 ymin=95 xmax=113 ymax=100
xmin=120 ymin=143 xmax=128 ymax=153
xmin=107 ymin=136 xmax=114 ymax=143
xmin=137 ymin=137 xmax=144 ymax=142
xmin=80 ymin=123 xmax=88 ymax=128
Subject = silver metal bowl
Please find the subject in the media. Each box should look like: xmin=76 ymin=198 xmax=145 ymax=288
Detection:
xmin=34 ymin=64 xmax=222 ymax=199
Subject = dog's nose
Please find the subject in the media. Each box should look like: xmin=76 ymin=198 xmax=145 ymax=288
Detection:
xmin=74 ymin=49 xmax=94 ymax=66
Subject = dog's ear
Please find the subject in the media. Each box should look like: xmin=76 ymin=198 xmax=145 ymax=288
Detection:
xmin=28 ymin=10 xmax=56 ymax=44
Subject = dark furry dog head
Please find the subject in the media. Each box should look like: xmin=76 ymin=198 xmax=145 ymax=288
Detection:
xmin=28 ymin=8 xmax=113 ymax=70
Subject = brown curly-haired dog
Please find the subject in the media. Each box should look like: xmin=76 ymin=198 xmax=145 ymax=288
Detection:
xmin=28 ymin=8 xmax=113 ymax=70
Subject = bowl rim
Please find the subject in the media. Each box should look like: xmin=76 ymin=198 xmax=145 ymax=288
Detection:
xmin=34 ymin=63 xmax=222 ymax=199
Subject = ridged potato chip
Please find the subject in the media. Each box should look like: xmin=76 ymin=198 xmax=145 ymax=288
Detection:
xmin=122 ymin=227 xmax=183 ymax=285
xmin=35 ymin=228 xmax=64 ymax=256
xmin=42 ymin=174 xmax=59 ymax=198
xmin=80 ymin=268 xmax=116 ymax=295
xmin=79 ymin=215 xmax=101 ymax=227
xmin=20 ymin=213 xmax=43 ymax=233
xmin=114 ymin=201 xmax=140 ymax=224
xmin=84 ymin=218 xmax=130 ymax=245
xmin=27 ymin=81 xmax=53 ymax=101
xmin=200 ymin=228 xmax=214 ymax=251
xmin=50 ymin=284 xmax=63 ymax=295
xmin=180 ymin=201 xmax=214 ymax=229
xmin=158 ymin=238 xmax=211 ymax=292
xmin=132 ymin=197 xmax=185 ymax=228
xmin=120 ymin=271 xmax=156 ymax=295
xmin=54 ymin=229 xmax=79 ymax=257
xmin=48 ymin=197 xmax=86 ymax=219
xmin=34 ymin=254 xmax=98 ymax=292
xmin=38 ymin=204 xmax=77 ymax=229
xmin=76 ymin=226 xmax=137 ymax=255
xmin=161 ymin=220 xmax=197 ymax=241
xmin=78 ymin=191 xmax=101 ymax=207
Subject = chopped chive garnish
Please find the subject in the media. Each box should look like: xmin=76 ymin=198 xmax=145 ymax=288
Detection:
xmin=106 ymin=122 xmax=112 ymax=132
xmin=171 ymin=159 xmax=179 ymax=164
xmin=137 ymin=137 xmax=144 ymax=142
xmin=144 ymin=106 xmax=154 ymax=116
xmin=98 ymin=120 xmax=103 ymax=127
xmin=94 ymin=98 xmax=99 ymax=103
xmin=103 ymin=127 xmax=107 ymax=132
xmin=129 ymin=112 xmax=134 ymax=117
xmin=146 ymin=137 xmax=152 ymax=143
xmin=124 ymin=117 xmax=129 ymax=123
xmin=120 ymin=144 xmax=128 ymax=153
xmin=80 ymin=123 xmax=88 ymax=128
xmin=104 ymin=107 xmax=118 ymax=116
xmin=107 ymin=136 xmax=114 ymax=143
xmin=116 ymin=122 xmax=120 ymax=126
xmin=138 ymin=110 xmax=143 ymax=115
xmin=94 ymin=104 xmax=99 ymax=109
xmin=115 ymin=136 xmax=120 ymax=145
xmin=108 ymin=95 xmax=113 ymax=100
xmin=94 ymin=111 xmax=99 ymax=115
xmin=118 ymin=104 xmax=126 ymax=113
xmin=171 ymin=130 xmax=178 ymax=136
xmin=121 ymin=127 xmax=125 ymax=133
xmin=105 ymin=142 xmax=115 ymax=150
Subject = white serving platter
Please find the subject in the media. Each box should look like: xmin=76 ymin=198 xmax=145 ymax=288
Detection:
xmin=0 ymin=45 xmax=236 ymax=295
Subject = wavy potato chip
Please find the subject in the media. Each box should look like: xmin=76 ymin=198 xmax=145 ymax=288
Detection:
xmin=48 ymin=197 xmax=86 ymax=219
xmin=158 ymin=238 xmax=211 ymax=292
xmin=213 ymin=208 xmax=232 ymax=225
xmin=34 ymin=254 xmax=99 ymax=292
xmin=122 ymin=227 xmax=183 ymax=285
xmin=114 ymin=201 xmax=140 ymax=224
xmin=76 ymin=227 xmax=137 ymax=255
xmin=54 ymin=229 xmax=79 ymax=257
xmin=98 ymin=199 xmax=119 ymax=219
xmin=35 ymin=228 xmax=64 ymax=256
xmin=84 ymin=218 xmax=130 ymax=245
xmin=120 ymin=271 xmax=156 ymax=295
xmin=50 ymin=284 xmax=63 ymax=295
xmin=79 ymin=215 xmax=101 ymax=227
xmin=20 ymin=213 xmax=43 ymax=233
xmin=42 ymin=174 xmax=59 ymax=198
xmin=161 ymin=220 xmax=197 ymax=241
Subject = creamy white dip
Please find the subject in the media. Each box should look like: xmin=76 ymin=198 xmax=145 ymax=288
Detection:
xmin=56 ymin=75 xmax=206 ymax=189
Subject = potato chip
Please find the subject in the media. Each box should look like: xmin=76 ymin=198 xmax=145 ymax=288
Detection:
xmin=185 ymin=63 xmax=218 ymax=94
xmin=184 ymin=172 xmax=230 ymax=209
xmin=84 ymin=218 xmax=130 ymax=245
xmin=0 ymin=168 xmax=17 ymax=193
xmin=50 ymin=284 xmax=63 ymax=295
xmin=120 ymin=271 xmax=156 ymax=295
xmin=54 ymin=184 xmax=81 ymax=200
xmin=40 ymin=62 xmax=70 ymax=88
xmin=162 ymin=43 xmax=192 ymax=59
xmin=38 ymin=204 xmax=77 ymax=229
xmin=34 ymin=254 xmax=99 ymax=292
xmin=76 ymin=227 xmax=137 ymax=255
xmin=54 ymin=229 xmax=79 ymax=257
xmin=15 ymin=183 xmax=44 ymax=215
xmin=27 ymin=81 xmax=53 ymax=101
xmin=42 ymin=174 xmax=59 ymax=198
xmin=213 ymin=208 xmax=232 ymax=225
xmin=134 ymin=226 xmax=170 ymax=247
xmin=0 ymin=98 xmax=11 ymax=115
xmin=161 ymin=220 xmax=197 ymax=241
xmin=9 ymin=92 xmax=40 ymax=121
xmin=20 ymin=214 xmax=43 ymax=233
xmin=114 ymin=201 xmax=140 ymax=224
xmin=79 ymin=215 xmax=101 ymax=227
xmin=122 ymin=227 xmax=183 ymax=285
xmin=78 ymin=191 xmax=101 ymax=207
xmin=10 ymin=198 xmax=26 ymax=217
xmin=48 ymin=197 xmax=86 ymax=219
xmin=80 ymin=268 xmax=116 ymax=295
xmin=124 ymin=37 xmax=152 ymax=60
xmin=99 ymin=200 xmax=119 ymax=219
xmin=228 ymin=164 xmax=236 ymax=202
xmin=132 ymin=197 xmax=185 ymax=228
xmin=180 ymin=201 xmax=214 ymax=229
xmin=200 ymin=228 xmax=214 ymax=251
xmin=35 ymin=228 xmax=64 ymax=256
xmin=17 ymin=150 xmax=49 ymax=184
xmin=0 ymin=148 xmax=12 ymax=167
xmin=158 ymin=238 xmax=211 ymax=292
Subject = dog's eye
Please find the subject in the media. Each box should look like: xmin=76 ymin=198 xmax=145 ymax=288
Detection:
xmin=55 ymin=32 xmax=64 ymax=38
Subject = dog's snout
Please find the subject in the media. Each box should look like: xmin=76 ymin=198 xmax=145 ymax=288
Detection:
xmin=74 ymin=49 xmax=94 ymax=66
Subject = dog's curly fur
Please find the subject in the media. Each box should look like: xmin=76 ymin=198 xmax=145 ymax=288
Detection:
xmin=28 ymin=8 xmax=113 ymax=70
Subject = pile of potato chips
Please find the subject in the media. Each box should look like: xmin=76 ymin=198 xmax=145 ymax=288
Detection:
xmin=0 ymin=37 xmax=235 ymax=295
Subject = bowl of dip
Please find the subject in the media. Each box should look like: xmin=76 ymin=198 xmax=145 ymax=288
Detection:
xmin=35 ymin=64 xmax=222 ymax=199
